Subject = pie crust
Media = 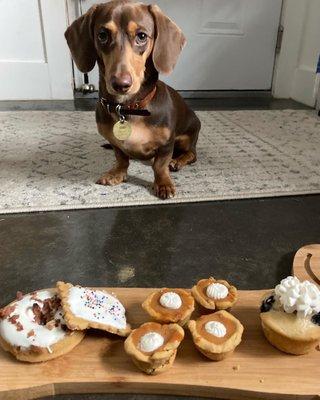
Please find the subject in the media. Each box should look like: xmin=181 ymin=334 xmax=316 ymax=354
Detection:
xmin=191 ymin=278 xmax=237 ymax=311
xmin=142 ymin=288 xmax=194 ymax=326
xmin=124 ymin=321 xmax=184 ymax=374
xmin=188 ymin=310 xmax=243 ymax=361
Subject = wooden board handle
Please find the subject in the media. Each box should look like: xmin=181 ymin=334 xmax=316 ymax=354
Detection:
xmin=292 ymin=244 xmax=320 ymax=285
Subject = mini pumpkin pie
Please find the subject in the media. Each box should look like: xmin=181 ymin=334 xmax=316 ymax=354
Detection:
xmin=192 ymin=277 xmax=237 ymax=311
xmin=188 ymin=310 xmax=243 ymax=361
xmin=0 ymin=289 xmax=85 ymax=362
xmin=124 ymin=322 xmax=184 ymax=374
xmin=56 ymin=281 xmax=131 ymax=336
xmin=260 ymin=276 xmax=320 ymax=355
xmin=142 ymin=288 xmax=194 ymax=326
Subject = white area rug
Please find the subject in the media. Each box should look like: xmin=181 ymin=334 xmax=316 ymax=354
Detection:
xmin=0 ymin=110 xmax=319 ymax=214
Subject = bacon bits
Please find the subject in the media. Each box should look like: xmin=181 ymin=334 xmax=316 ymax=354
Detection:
xmin=0 ymin=305 xmax=16 ymax=319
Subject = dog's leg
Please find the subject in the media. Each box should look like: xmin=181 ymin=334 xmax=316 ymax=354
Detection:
xmin=96 ymin=146 xmax=129 ymax=186
xmin=170 ymin=115 xmax=200 ymax=172
xmin=153 ymin=147 xmax=175 ymax=199
xmin=169 ymin=150 xmax=197 ymax=172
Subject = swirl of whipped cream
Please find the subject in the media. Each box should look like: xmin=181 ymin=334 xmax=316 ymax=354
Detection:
xmin=159 ymin=292 xmax=182 ymax=309
xmin=204 ymin=321 xmax=226 ymax=337
xmin=206 ymin=283 xmax=228 ymax=300
xmin=138 ymin=332 xmax=164 ymax=352
xmin=274 ymin=276 xmax=320 ymax=317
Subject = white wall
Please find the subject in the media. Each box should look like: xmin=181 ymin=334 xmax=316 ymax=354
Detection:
xmin=273 ymin=0 xmax=320 ymax=106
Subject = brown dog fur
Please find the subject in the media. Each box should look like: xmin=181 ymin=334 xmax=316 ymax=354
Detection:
xmin=65 ymin=0 xmax=200 ymax=199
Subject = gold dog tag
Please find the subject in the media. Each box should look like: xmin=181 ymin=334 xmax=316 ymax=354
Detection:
xmin=113 ymin=120 xmax=132 ymax=141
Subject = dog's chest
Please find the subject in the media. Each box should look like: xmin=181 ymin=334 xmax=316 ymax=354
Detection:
xmin=116 ymin=122 xmax=170 ymax=158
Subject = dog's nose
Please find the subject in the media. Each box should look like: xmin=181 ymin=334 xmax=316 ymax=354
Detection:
xmin=111 ymin=73 xmax=132 ymax=93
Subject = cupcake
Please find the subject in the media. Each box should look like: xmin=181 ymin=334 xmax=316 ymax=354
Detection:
xmin=124 ymin=322 xmax=184 ymax=374
xmin=188 ymin=310 xmax=243 ymax=361
xmin=142 ymin=288 xmax=194 ymax=326
xmin=260 ymin=276 xmax=320 ymax=355
xmin=192 ymin=277 xmax=237 ymax=311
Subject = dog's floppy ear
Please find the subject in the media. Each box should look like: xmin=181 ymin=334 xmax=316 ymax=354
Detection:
xmin=149 ymin=5 xmax=186 ymax=75
xmin=65 ymin=5 xmax=98 ymax=73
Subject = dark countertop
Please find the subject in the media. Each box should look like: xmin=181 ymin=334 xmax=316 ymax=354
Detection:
xmin=1 ymin=196 xmax=320 ymax=400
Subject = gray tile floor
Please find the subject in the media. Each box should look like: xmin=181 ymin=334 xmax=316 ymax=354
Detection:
xmin=0 ymin=97 xmax=318 ymax=400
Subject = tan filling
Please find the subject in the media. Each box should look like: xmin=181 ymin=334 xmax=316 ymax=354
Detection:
xmin=196 ymin=313 xmax=236 ymax=345
xmin=149 ymin=289 xmax=193 ymax=318
xmin=197 ymin=279 xmax=235 ymax=306
xmin=132 ymin=322 xmax=183 ymax=355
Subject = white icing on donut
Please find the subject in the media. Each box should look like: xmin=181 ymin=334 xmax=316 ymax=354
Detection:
xmin=274 ymin=276 xmax=320 ymax=317
xmin=138 ymin=332 xmax=164 ymax=352
xmin=204 ymin=321 xmax=226 ymax=337
xmin=159 ymin=292 xmax=182 ymax=309
xmin=206 ymin=283 xmax=228 ymax=300
xmin=0 ymin=289 xmax=67 ymax=350
xmin=67 ymin=286 xmax=127 ymax=329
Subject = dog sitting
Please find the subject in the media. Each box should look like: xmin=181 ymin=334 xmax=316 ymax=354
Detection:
xmin=65 ymin=0 xmax=200 ymax=199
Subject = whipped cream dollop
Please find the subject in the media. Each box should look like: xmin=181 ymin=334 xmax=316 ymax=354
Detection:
xmin=274 ymin=276 xmax=320 ymax=318
xmin=204 ymin=321 xmax=226 ymax=337
xmin=159 ymin=292 xmax=182 ymax=309
xmin=206 ymin=283 xmax=228 ymax=300
xmin=138 ymin=331 xmax=164 ymax=352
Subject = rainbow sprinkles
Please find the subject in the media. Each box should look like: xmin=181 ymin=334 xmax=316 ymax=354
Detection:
xmin=56 ymin=282 xmax=131 ymax=337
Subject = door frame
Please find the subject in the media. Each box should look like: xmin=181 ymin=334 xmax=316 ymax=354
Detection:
xmin=42 ymin=0 xmax=74 ymax=99
xmin=66 ymin=0 xmax=86 ymax=91
xmin=272 ymin=0 xmax=319 ymax=107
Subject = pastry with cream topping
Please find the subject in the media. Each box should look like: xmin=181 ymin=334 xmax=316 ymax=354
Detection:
xmin=192 ymin=277 xmax=237 ymax=311
xmin=0 ymin=289 xmax=85 ymax=362
xmin=188 ymin=310 xmax=243 ymax=361
xmin=57 ymin=281 xmax=131 ymax=336
xmin=260 ymin=276 xmax=320 ymax=355
xmin=124 ymin=322 xmax=184 ymax=374
xmin=142 ymin=288 xmax=194 ymax=326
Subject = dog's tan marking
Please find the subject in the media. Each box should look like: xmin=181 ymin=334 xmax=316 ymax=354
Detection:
xmin=98 ymin=121 xmax=171 ymax=159
xmin=104 ymin=21 xmax=117 ymax=34
xmin=127 ymin=21 xmax=138 ymax=35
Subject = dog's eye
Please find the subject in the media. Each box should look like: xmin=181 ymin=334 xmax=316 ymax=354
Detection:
xmin=135 ymin=32 xmax=148 ymax=45
xmin=97 ymin=28 xmax=109 ymax=44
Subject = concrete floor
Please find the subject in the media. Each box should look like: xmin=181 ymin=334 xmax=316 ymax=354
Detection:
xmin=0 ymin=97 xmax=318 ymax=400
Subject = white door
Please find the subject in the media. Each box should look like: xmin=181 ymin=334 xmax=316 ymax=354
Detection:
xmin=0 ymin=0 xmax=73 ymax=100
xmin=75 ymin=0 xmax=282 ymax=91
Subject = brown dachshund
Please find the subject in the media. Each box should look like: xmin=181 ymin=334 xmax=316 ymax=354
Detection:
xmin=65 ymin=0 xmax=200 ymax=199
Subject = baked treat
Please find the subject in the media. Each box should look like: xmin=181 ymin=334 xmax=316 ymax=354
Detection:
xmin=260 ymin=276 xmax=320 ymax=355
xmin=142 ymin=288 xmax=194 ymax=326
xmin=188 ymin=310 xmax=243 ymax=361
xmin=191 ymin=277 xmax=237 ymax=311
xmin=57 ymin=281 xmax=131 ymax=336
xmin=0 ymin=289 xmax=85 ymax=362
xmin=124 ymin=322 xmax=184 ymax=374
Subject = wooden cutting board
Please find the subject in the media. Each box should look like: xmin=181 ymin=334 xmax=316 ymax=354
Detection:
xmin=0 ymin=244 xmax=319 ymax=400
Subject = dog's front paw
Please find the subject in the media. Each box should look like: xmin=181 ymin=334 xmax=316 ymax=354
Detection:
xmin=153 ymin=180 xmax=176 ymax=200
xmin=96 ymin=170 xmax=127 ymax=186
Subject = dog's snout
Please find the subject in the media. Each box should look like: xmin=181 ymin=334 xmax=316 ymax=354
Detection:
xmin=111 ymin=73 xmax=133 ymax=93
